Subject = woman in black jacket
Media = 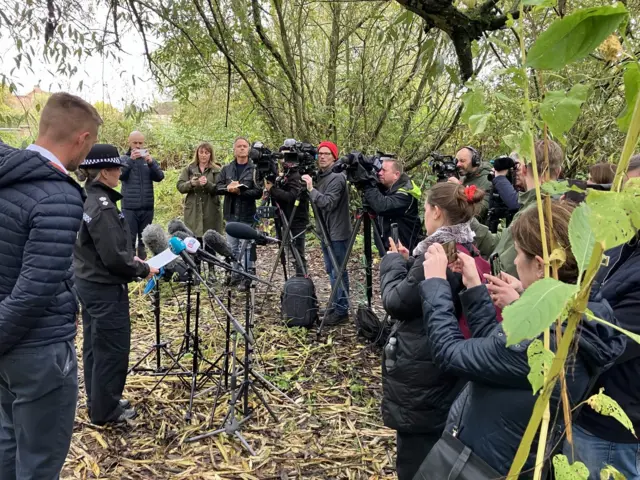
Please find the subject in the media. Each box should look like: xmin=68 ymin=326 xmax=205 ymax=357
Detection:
xmin=379 ymin=182 xmax=486 ymax=480
xmin=75 ymin=144 xmax=159 ymax=426
xmin=418 ymin=202 xmax=625 ymax=478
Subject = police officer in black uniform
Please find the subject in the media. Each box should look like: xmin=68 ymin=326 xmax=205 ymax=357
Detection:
xmin=74 ymin=144 xmax=159 ymax=425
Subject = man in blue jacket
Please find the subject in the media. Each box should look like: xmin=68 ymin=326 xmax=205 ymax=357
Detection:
xmin=0 ymin=92 xmax=102 ymax=479
xmin=119 ymin=131 xmax=165 ymax=259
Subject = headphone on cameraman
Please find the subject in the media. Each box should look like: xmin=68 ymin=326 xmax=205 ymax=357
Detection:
xmin=462 ymin=146 xmax=480 ymax=167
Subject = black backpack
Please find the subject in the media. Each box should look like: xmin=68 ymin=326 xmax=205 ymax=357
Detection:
xmin=355 ymin=306 xmax=393 ymax=347
xmin=281 ymin=276 xmax=319 ymax=328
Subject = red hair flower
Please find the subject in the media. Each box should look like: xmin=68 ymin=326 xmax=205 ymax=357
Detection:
xmin=464 ymin=185 xmax=477 ymax=203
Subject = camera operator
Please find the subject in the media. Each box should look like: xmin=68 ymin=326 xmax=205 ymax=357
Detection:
xmin=266 ymin=147 xmax=309 ymax=276
xmin=472 ymin=140 xmax=563 ymax=277
xmin=216 ymin=137 xmax=263 ymax=282
xmin=448 ymin=146 xmax=493 ymax=223
xmin=362 ymin=158 xmax=422 ymax=253
xmin=302 ymin=141 xmax=352 ymax=325
xmin=485 ymin=152 xmax=524 ymax=233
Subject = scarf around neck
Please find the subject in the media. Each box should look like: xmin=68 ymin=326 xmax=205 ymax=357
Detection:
xmin=412 ymin=222 xmax=476 ymax=258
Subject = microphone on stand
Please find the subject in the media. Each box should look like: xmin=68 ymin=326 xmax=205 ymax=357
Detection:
xmin=203 ymin=229 xmax=234 ymax=260
xmin=225 ymin=222 xmax=280 ymax=245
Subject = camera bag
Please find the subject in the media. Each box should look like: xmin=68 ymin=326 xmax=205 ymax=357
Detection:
xmin=281 ymin=276 xmax=319 ymax=328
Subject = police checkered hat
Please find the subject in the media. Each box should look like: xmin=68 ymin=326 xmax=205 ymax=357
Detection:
xmin=80 ymin=144 xmax=122 ymax=169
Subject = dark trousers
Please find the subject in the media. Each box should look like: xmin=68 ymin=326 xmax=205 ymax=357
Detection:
xmin=396 ymin=432 xmax=440 ymax=480
xmin=321 ymin=239 xmax=350 ymax=315
xmin=289 ymin=227 xmax=307 ymax=276
xmin=123 ymin=209 xmax=154 ymax=260
xmin=0 ymin=341 xmax=78 ymax=480
xmin=77 ymin=279 xmax=131 ymax=425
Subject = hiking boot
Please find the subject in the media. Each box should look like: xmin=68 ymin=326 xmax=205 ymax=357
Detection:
xmin=119 ymin=398 xmax=131 ymax=409
xmin=324 ymin=311 xmax=349 ymax=326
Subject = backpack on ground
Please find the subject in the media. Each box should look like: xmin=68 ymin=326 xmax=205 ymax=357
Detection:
xmin=356 ymin=305 xmax=393 ymax=347
xmin=281 ymin=276 xmax=319 ymax=328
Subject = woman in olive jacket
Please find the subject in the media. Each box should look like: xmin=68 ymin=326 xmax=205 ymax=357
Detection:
xmin=177 ymin=142 xmax=223 ymax=236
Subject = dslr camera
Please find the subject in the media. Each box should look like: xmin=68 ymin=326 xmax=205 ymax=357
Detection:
xmin=332 ymin=151 xmax=389 ymax=187
xmin=428 ymin=152 xmax=458 ymax=182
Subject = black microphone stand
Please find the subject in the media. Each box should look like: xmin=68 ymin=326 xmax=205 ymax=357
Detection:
xmin=187 ymin=236 xmax=295 ymax=453
xmin=128 ymin=278 xmax=188 ymax=376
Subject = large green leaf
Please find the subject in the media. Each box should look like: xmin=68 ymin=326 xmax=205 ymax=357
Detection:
xmin=504 ymin=122 xmax=535 ymax=164
xmin=526 ymin=339 xmax=555 ymax=394
xmin=461 ymin=87 xmax=485 ymax=124
xmin=540 ymin=84 xmax=590 ymax=138
xmin=587 ymin=388 xmax=637 ymax=436
xmin=553 ymin=455 xmax=589 ymax=480
xmin=540 ymin=180 xmax=586 ymax=196
xmin=502 ymin=278 xmax=577 ymax=346
xmin=526 ymin=4 xmax=628 ymax=71
xmin=586 ymin=190 xmax=635 ymax=250
xmin=469 ymin=113 xmax=491 ymax=136
xmin=569 ymin=203 xmax=596 ymax=278
xmin=617 ymin=62 xmax=640 ymax=132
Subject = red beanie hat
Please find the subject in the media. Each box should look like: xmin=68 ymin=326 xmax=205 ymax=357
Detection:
xmin=318 ymin=141 xmax=339 ymax=160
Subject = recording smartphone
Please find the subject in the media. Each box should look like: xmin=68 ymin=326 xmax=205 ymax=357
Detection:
xmin=391 ymin=223 xmax=399 ymax=244
xmin=137 ymin=148 xmax=148 ymax=157
xmin=442 ymin=240 xmax=458 ymax=264
xmin=490 ymin=253 xmax=503 ymax=277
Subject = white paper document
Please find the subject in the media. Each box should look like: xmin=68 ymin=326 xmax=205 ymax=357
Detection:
xmin=146 ymin=248 xmax=179 ymax=269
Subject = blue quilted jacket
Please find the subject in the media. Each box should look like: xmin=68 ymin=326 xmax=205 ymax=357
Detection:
xmin=0 ymin=143 xmax=84 ymax=355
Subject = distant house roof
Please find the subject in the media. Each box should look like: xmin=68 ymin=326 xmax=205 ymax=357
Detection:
xmin=6 ymin=86 xmax=48 ymax=111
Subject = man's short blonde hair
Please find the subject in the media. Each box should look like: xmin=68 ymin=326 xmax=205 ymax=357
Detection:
xmin=39 ymin=92 xmax=103 ymax=143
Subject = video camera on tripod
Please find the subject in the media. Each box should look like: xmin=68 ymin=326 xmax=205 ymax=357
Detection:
xmin=486 ymin=155 xmax=520 ymax=233
xmin=279 ymin=138 xmax=318 ymax=178
xmin=332 ymin=150 xmax=389 ymax=187
xmin=249 ymin=141 xmax=279 ymax=184
xmin=428 ymin=152 xmax=458 ymax=182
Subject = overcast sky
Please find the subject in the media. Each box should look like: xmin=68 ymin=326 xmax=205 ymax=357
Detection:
xmin=1 ymin=14 xmax=164 ymax=109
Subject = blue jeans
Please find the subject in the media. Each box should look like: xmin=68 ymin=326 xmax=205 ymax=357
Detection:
xmin=321 ymin=240 xmax=350 ymax=316
xmin=563 ymin=424 xmax=640 ymax=479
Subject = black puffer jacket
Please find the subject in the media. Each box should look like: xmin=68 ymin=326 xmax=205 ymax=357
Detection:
xmin=0 ymin=143 xmax=84 ymax=355
xmin=577 ymin=236 xmax=640 ymax=443
xmin=119 ymin=152 xmax=165 ymax=210
xmin=380 ymin=252 xmax=466 ymax=434
xmin=418 ymin=278 xmax=625 ymax=477
xmin=216 ymin=160 xmax=263 ymax=223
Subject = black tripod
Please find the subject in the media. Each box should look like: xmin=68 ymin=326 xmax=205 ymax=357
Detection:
xmin=145 ymin=266 xmax=224 ymax=421
xmin=128 ymin=278 xmax=187 ymax=375
xmin=187 ymin=237 xmax=295 ymax=453
xmin=316 ymin=192 xmax=386 ymax=338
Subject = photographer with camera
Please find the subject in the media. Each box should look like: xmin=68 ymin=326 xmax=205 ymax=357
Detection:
xmin=485 ymin=153 xmax=524 ymax=233
xmin=472 ymin=140 xmax=563 ymax=278
xmin=302 ymin=141 xmax=352 ymax=325
xmin=266 ymin=140 xmax=310 ymax=276
xmin=362 ymin=158 xmax=422 ymax=253
xmin=448 ymin=146 xmax=493 ymax=223
xmin=216 ymin=137 xmax=263 ymax=281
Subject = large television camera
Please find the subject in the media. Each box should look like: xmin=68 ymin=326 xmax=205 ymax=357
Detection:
xmin=279 ymin=138 xmax=318 ymax=178
xmin=428 ymin=153 xmax=458 ymax=182
xmin=250 ymin=141 xmax=279 ymax=183
xmin=486 ymin=155 xmax=520 ymax=233
xmin=332 ymin=151 xmax=389 ymax=187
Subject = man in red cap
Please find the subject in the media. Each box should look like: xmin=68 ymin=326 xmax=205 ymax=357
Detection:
xmin=302 ymin=141 xmax=352 ymax=325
